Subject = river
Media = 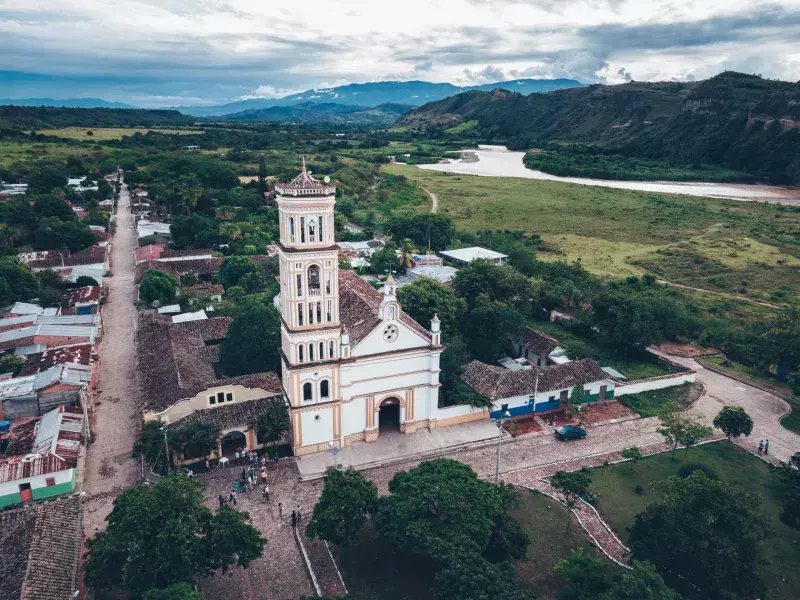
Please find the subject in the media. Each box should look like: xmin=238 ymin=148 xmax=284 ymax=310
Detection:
xmin=417 ymin=145 xmax=800 ymax=205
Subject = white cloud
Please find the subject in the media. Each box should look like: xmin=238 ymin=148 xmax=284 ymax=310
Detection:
xmin=239 ymin=85 xmax=302 ymax=100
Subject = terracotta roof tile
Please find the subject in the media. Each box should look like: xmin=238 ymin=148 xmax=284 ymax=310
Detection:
xmin=520 ymin=327 xmax=561 ymax=357
xmin=171 ymin=317 xmax=231 ymax=342
xmin=165 ymin=395 xmax=283 ymax=431
xmin=66 ymin=286 xmax=102 ymax=306
xmin=17 ymin=343 xmax=93 ymax=376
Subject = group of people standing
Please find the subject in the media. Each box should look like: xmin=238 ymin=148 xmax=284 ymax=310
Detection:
xmin=757 ymin=439 xmax=770 ymax=455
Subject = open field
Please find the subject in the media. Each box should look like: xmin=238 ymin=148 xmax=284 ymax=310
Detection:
xmin=590 ymin=442 xmax=799 ymax=600
xmin=36 ymin=127 xmax=205 ymax=140
xmin=383 ymin=164 xmax=800 ymax=302
xmin=0 ymin=140 xmax=102 ymax=167
xmin=698 ymin=356 xmax=800 ymax=433
xmin=334 ymin=492 xmax=600 ymax=600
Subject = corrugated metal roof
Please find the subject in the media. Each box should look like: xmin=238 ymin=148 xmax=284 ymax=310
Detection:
xmin=37 ymin=314 xmax=99 ymax=327
xmin=0 ymin=375 xmax=36 ymax=398
xmin=0 ymin=326 xmax=37 ymax=343
xmin=36 ymin=324 xmax=96 ymax=338
xmin=7 ymin=302 xmax=44 ymax=315
xmin=0 ymin=314 xmax=38 ymax=328
xmin=171 ymin=310 xmax=207 ymax=323
xmin=0 ymin=453 xmax=71 ymax=483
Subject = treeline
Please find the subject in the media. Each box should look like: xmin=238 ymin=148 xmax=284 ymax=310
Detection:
xmin=0 ymin=105 xmax=192 ymax=129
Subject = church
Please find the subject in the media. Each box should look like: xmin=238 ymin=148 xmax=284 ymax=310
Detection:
xmin=275 ymin=164 xmax=461 ymax=456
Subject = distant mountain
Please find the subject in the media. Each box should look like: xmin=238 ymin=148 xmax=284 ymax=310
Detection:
xmin=395 ymin=72 xmax=800 ymax=184
xmin=0 ymin=97 xmax=136 ymax=109
xmin=175 ymin=78 xmax=584 ymax=117
xmin=224 ymin=102 xmax=413 ymax=127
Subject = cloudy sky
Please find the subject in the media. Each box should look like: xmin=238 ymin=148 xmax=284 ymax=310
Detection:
xmin=1 ymin=0 xmax=799 ymax=107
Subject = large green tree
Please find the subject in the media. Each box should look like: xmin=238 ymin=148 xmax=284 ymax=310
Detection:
xmin=434 ymin=553 xmax=533 ymax=600
xmin=712 ymin=405 xmax=753 ymax=439
xmin=387 ymin=213 xmax=455 ymax=252
xmin=628 ymin=472 xmax=767 ymax=599
xmin=140 ymin=269 xmax=178 ymax=304
xmin=84 ymin=476 xmax=265 ymax=596
xmin=0 ymin=258 xmax=38 ymax=305
xmin=554 ymin=547 xmax=612 ymax=600
xmin=252 ymin=401 xmax=290 ymax=447
xmin=143 ymin=583 xmax=205 ymax=600
xmin=306 ymin=468 xmax=379 ymax=546
xmin=463 ymin=295 xmax=524 ymax=362
xmin=396 ymin=276 xmax=467 ymax=339
xmin=657 ymin=411 xmax=712 ymax=460
xmin=219 ymin=300 xmax=281 ymax=375
xmin=452 ymin=260 xmax=532 ymax=312
xmin=219 ymin=255 xmax=258 ymax=288
xmin=549 ymin=469 xmax=591 ymax=533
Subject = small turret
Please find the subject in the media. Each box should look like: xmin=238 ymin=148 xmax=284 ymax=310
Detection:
xmin=430 ymin=313 xmax=441 ymax=345
xmin=340 ymin=325 xmax=351 ymax=358
xmin=380 ymin=274 xmax=399 ymax=321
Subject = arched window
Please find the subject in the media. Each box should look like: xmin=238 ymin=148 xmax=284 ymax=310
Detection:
xmin=319 ymin=342 xmax=325 ymax=360
xmin=309 ymin=343 xmax=315 ymax=361
xmin=320 ymin=380 xmax=330 ymax=398
xmin=298 ymin=345 xmax=304 ymax=363
xmin=329 ymin=340 xmax=335 ymax=359
xmin=303 ymin=382 xmax=313 ymax=402
xmin=309 ymin=302 xmax=314 ymax=323
xmin=298 ymin=304 xmax=304 ymax=326
xmin=308 ymin=217 xmax=316 ymax=242
xmin=307 ymin=265 xmax=320 ymax=294
xmin=300 ymin=217 xmax=306 ymax=243
xmin=387 ymin=306 xmax=395 ymax=320
xmin=288 ymin=216 xmax=295 ymax=240
xmin=318 ymin=215 xmax=324 ymax=242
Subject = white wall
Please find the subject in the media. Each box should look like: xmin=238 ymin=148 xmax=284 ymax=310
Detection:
xmin=351 ymin=318 xmax=429 ymax=357
xmin=614 ymin=373 xmax=695 ymax=397
xmin=300 ymin=406 xmax=334 ymax=446
xmin=0 ymin=467 xmax=73 ymax=497
xmin=342 ymin=397 xmax=367 ymax=436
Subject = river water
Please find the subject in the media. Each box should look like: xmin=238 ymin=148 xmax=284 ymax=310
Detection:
xmin=417 ymin=145 xmax=800 ymax=205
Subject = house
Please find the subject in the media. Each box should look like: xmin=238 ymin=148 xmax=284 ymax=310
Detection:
xmin=439 ymin=246 xmax=509 ymax=266
xmin=17 ymin=343 xmax=94 ymax=378
xmin=5 ymin=303 xmax=49 ymax=317
xmin=461 ymin=358 xmax=616 ymax=419
xmin=181 ymin=282 xmax=225 ymax=302
xmin=171 ymin=309 xmax=207 ymax=324
xmin=510 ymin=327 xmax=570 ymax=367
xmin=412 ymin=253 xmax=444 ymax=266
xmin=182 ymin=145 xmax=200 ymax=152
xmin=137 ymin=219 xmax=172 ymax=242
xmin=0 ymin=362 xmax=92 ymax=418
xmin=396 ymin=264 xmax=458 ymax=286
xmin=0 ymin=495 xmax=83 ymax=600
xmin=135 ymin=244 xmax=166 ymax=263
xmin=64 ymin=286 xmax=102 ymax=314
xmin=137 ymin=317 xmax=282 ymax=458
xmin=0 ymin=405 xmax=83 ymax=507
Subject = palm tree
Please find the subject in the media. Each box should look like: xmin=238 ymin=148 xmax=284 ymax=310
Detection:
xmin=399 ymin=238 xmax=418 ymax=269
xmin=219 ymin=222 xmax=242 ymax=241
xmin=251 ymin=401 xmax=290 ymax=456
xmin=180 ymin=422 xmax=222 ymax=460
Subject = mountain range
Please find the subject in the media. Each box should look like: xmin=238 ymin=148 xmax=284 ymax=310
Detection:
xmin=0 ymin=97 xmax=135 ymax=109
xmin=224 ymin=102 xmax=413 ymax=127
xmin=176 ymin=78 xmax=583 ymax=116
xmin=396 ymin=72 xmax=800 ymax=183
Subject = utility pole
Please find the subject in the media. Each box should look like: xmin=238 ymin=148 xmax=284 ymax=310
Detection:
xmin=494 ymin=403 xmax=511 ymax=484
xmin=162 ymin=427 xmax=170 ymax=472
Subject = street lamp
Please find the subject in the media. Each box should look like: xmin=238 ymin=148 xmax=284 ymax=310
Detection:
xmin=494 ymin=403 xmax=511 ymax=484
xmin=327 ymin=440 xmax=342 ymax=471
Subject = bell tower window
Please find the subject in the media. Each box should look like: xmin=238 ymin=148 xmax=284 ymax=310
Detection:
xmin=308 ymin=216 xmax=317 ymax=243
xmin=288 ymin=216 xmax=295 ymax=242
xmin=318 ymin=215 xmax=324 ymax=243
xmin=307 ymin=265 xmax=320 ymax=295
xmin=296 ymin=274 xmax=303 ymax=296
xmin=309 ymin=343 xmax=315 ymax=361
xmin=303 ymin=382 xmax=313 ymax=402
xmin=300 ymin=217 xmax=306 ymax=243
xmin=320 ymin=380 xmax=330 ymax=398
xmin=298 ymin=304 xmax=304 ymax=326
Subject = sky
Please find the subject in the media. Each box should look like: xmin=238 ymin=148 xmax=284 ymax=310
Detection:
xmin=1 ymin=0 xmax=799 ymax=107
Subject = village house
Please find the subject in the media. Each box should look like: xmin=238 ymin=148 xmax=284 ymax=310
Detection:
xmin=0 ymin=362 xmax=92 ymax=418
xmin=64 ymin=286 xmax=103 ymax=314
xmin=510 ymin=326 xmax=570 ymax=366
xmin=439 ymin=246 xmax=509 ymax=266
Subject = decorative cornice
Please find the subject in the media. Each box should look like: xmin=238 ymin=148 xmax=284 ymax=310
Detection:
xmin=277 ymin=242 xmax=339 ymax=255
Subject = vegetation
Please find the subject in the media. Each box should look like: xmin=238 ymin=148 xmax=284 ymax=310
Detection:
xmin=219 ymin=299 xmax=281 ymax=375
xmin=617 ymin=382 xmax=702 ymax=417
xmin=307 ymin=468 xmax=379 ymax=546
xmin=712 ymin=405 xmax=754 ymax=439
xmin=251 ymin=402 xmax=290 ymax=448
xmin=657 ymin=411 xmax=713 ymax=460
xmin=84 ymin=475 xmax=264 ymax=597
xmin=139 ymin=269 xmax=178 ymax=304
xmin=142 ymin=583 xmax=205 ymax=600
xmin=549 ymin=469 xmax=592 ymax=533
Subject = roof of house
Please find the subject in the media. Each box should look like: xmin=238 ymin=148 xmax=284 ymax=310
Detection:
xmin=160 ymin=248 xmax=214 ymax=259
xmin=0 ymin=364 xmax=92 ymax=400
xmin=0 ymin=418 xmax=39 ymax=457
xmin=165 ymin=395 xmax=283 ymax=431
xmin=338 ymin=270 xmax=430 ymax=346
xmin=439 ymin=246 xmax=508 ymax=263
xmin=460 ymin=358 xmax=611 ymax=400
xmin=171 ymin=310 xmax=207 ymax=324
xmin=0 ymin=315 xmax=38 ymax=331
xmin=171 ymin=317 xmax=231 ymax=342
xmin=520 ymin=327 xmax=562 ymax=357
xmin=36 ymin=315 xmax=99 ymax=327
xmin=182 ymin=282 xmax=225 ymax=296
xmin=29 ymin=405 xmax=83 ymax=464
xmin=0 ymin=495 xmax=83 ymax=600
xmin=65 ymin=286 xmax=102 ymax=306
xmin=0 ymin=453 xmax=72 ymax=484
xmin=6 ymin=303 xmax=44 ymax=316
xmin=135 ymin=261 xmax=180 ymax=284
xmin=135 ymin=317 xmax=281 ymax=413
xmin=18 ymin=343 xmax=93 ymax=377
xmin=135 ymin=244 xmax=165 ymax=262
xmin=26 ymin=245 xmax=106 ymax=269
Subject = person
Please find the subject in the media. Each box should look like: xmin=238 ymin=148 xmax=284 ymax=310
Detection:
xmin=278 ymin=502 xmax=283 ymax=517
xmin=234 ymin=450 xmax=240 ymax=464
xmin=263 ymin=484 xmax=269 ymax=502
xmin=261 ymin=455 xmax=267 ymax=468
xmin=229 ymin=491 xmax=237 ymax=507
xmin=248 ymin=474 xmax=254 ymax=490
xmin=764 ymin=439 xmax=770 ymax=455
xmin=296 ymin=505 xmax=302 ymax=523
xmin=260 ymin=470 xmax=267 ymax=485
xmin=274 ymin=455 xmax=279 ymax=465
xmin=291 ymin=510 xmax=297 ymax=528
xmin=187 ymin=469 xmax=194 ymax=477
xmin=758 ymin=440 xmax=764 ymax=454
xmin=241 ymin=468 xmax=247 ymax=481
xmin=218 ymin=494 xmax=226 ymax=508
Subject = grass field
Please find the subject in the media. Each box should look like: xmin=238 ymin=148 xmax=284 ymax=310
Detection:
xmin=617 ymin=381 xmax=704 ymax=417
xmin=334 ymin=491 xmax=600 ymax=600
xmin=382 ymin=164 xmax=800 ymax=302
xmin=36 ymin=127 xmax=204 ymax=140
xmin=0 ymin=141 xmax=99 ymax=167
xmin=590 ymin=442 xmax=799 ymax=600
xmin=698 ymin=356 xmax=800 ymax=433
xmin=530 ymin=320 xmax=669 ymax=380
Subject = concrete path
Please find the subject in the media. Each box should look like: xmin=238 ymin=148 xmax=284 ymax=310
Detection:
xmin=82 ymin=181 xmax=141 ymax=537
xmin=423 ymin=187 xmax=438 ymax=213
xmin=650 ymin=348 xmax=800 ymax=464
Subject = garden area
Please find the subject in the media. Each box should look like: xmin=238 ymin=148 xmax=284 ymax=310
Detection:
xmin=617 ymin=381 xmax=704 ymax=417
xmin=589 ymin=441 xmax=800 ymax=600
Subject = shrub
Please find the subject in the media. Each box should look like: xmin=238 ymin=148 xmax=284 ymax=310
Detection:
xmin=679 ymin=462 xmax=718 ymax=480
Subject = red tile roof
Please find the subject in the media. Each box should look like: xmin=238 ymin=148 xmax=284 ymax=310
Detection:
xmin=182 ymin=282 xmax=225 ymax=296
xmin=26 ymin=245 xmax=107 ymax=269
xmin=18 ymin=343 xmax=93 ymax=376
xmin=160 ymin=248 xmax=214 ymax=258
xmin=171 ymin=317 xmax=231 ymax=342
xmin=66 ymin=286 xmax=102 ymax=306
xmin=135 ymin=244 xmax=165 ymax=262
xmin=165 ymin=395 xmax=283 ymax=431
xmin=520 ymin=327 xmax=562 ymax=357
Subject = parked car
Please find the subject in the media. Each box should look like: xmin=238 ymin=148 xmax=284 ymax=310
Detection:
xmin=554 ymin=425 xmax=587 ymax=441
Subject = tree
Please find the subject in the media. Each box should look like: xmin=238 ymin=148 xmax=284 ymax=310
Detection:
xmin=219 ymin=300 xmax=281 ymax=375
xmin=549 ymin=469 xmax=591 ymax=533
xmin=601 ymin=561 xmax=681 ymax=600
xmin=434 ymin=553 xmax=533 ymax=600
xmin=140 ymin=269 xmax=178 ymax=304
xmin=396 ymin=276 xmax=467 ymax=339
xmin=143 ymin=583 xmax=205 ymax=600
xmin=306 ymin=468 xmax=378 ymax=546
xmin=564 ymin=385 xmax=584 ymax=420
xmin=463 ymin=295 xmax=524 ymax=362
xmin=252 ymin=401 xmax=290 ymax=448
xmin=84 ymin=475 xmax=265 ymax=596
xmin=133 ymin=420 xmax=181 ymax=473
xmin=657 ymin=411 xmax=712 ymax=460
xmin=75 ymin=275 xmax=100 ymax=287
xmin=179 ymin=422 xmax=222 ymax=459
xmin=554 ymin=547 xmax=612 ymax=600
xmin=369 ymin=241 xmax=400 ymax=275
xmin=0 ymin=258 xmax=39 ymax=305
xmin=712 ymin=405 xmax=754 ymax=439
xmin=452 ymin=260 xmax=531 ymax=312
xmin=777 ymin=464 xmax=800 ymax=528
xmin=387 ymin=213 xmax=455 ymax=252
xmin=0 ymin=353 xmax=25 ymax=376
xmin=621 ymin=447 xmax=643 ymax=471
xmin=257 ymin=154 xmax=268 ymax=195
xmin=628 ymin=472 xmax=767 ymax=599
xmin=374 ymin=459 xmax=529 ymax=564
xmin=219 ymin=255 xmax=258 ymax=288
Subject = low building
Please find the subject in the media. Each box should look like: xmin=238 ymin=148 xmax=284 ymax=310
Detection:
xmin=17 ymin=343 xmax=94 ymax=378
xmin=439 ymin=246 xmax=509 ymax=266
xmin=0 ymin=362 xmax=92 ymax=418
xmin=171 ymin=309 xmax=207 ymax=324
xmin=137 ymin=219 xmax=172 ymax=242
xmin=0 ymin=405 xmax=83 ymax=507
xmin=412 ymin=253 xmax=444 ymax=266
xmin=461 ymin=358 xmax=616 ymax=418
xmin=396 ymin=264 xmax=459 ymax=287
xmin=510 ymin=327 xmax=570 ymax=367
xmin=65 ymin=286 xmax=102 ymax=314
xmin=135 ymin=244 xmax=166 ymax=263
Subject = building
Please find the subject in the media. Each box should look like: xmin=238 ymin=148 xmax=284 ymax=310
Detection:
xmin=0 ymin=405 xmax=83 ymax=507
xmin=460 ymin=358 xmax=616 ymax=418
xmin=137 ymin=219 xmax=172 ymax=242
xmin=395 ymin=264 xmax=459 ymax=287
xmin=439 ymin=246 xmax=508 ymax=266
xmin=0 ymin=363 xmax=92 ymax=418
xmin=275 ymin=164 xmax=448 ymax=456
xmin=510 ymin=327 xmax=570 ymax=366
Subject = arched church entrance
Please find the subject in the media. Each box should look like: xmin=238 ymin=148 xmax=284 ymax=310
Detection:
xmin=221 ymin=430 xmax=247 ymax=458
xmin=378 ymin=397 xmax=401 ymax=432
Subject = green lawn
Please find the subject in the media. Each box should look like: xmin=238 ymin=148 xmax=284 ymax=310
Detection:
xmin=530 ymin=320 xmax=669 ymax=380
xmin=333 ymin=491 xmax=601 ymax=600
xmin=589 ymin=442 xmax=800 ymax=600
xmin=698 ymin=356 xmax=800 ymax=434
xmin=617 ymin=382 xmax=704 ymax=417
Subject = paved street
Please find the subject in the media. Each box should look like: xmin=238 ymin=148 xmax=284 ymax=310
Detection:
xmin=82 ymin=180 xmax=141 ymax=536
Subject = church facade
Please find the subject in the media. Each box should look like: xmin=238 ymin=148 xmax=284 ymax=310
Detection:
xmin=275 ymin=165 xmax=449 ymax=456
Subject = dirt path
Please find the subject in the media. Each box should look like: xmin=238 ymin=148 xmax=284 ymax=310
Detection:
xmin=423 ymin=187 xmax=438 ymax=213
xmin=657 ymin=280 xmax=782 ymax=309
xmin=82 ymin=180 xmax=141 ymax=537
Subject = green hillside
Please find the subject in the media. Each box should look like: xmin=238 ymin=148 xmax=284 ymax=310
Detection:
xmin=396 ymin=72 xmax=800 ymax=184
xmin=0 ymin=105 xmax=193 ymax=130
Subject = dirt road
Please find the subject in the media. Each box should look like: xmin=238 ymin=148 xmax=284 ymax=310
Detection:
xmin=82 ymin=181 xmax=141 ymax=536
